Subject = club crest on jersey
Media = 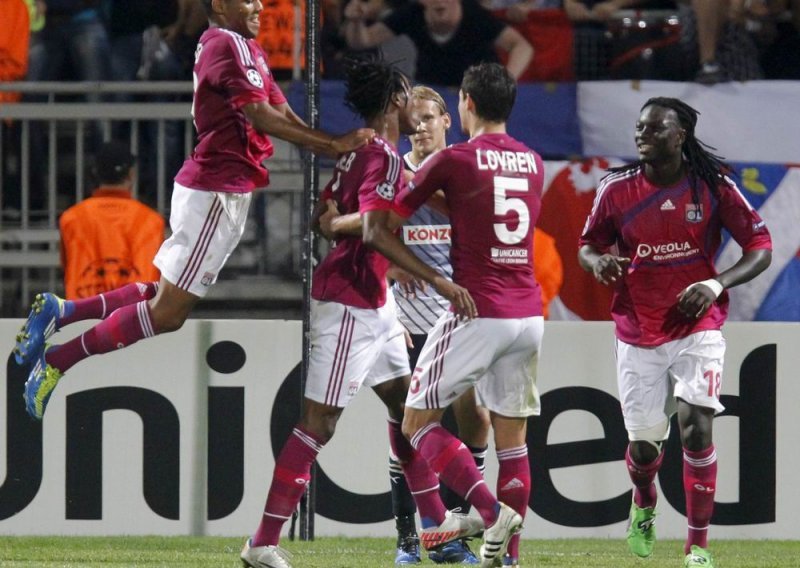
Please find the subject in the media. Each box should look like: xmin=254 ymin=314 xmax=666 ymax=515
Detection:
xmin=685 ymin=203 xmax=704 ymax=223
xmin=256 ymin=55 xmax=271 ymax=77
xmin=376 ymin=182 xmax=395 ymax=200
xmin=246 ymin=68 xmax=263 ymax=88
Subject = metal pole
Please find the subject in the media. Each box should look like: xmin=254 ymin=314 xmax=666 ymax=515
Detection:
xmin=299 ymin=0 xmax=321 ymax=543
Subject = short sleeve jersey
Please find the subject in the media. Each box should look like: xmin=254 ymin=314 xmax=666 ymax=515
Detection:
xmin=578 ymin=167 xmax=773 ymax=346
xmin=382 ymin=0 xmax=504 ymax=86
xmin=175 ymin=27 xmax=287 ymax=193
xmin=311 ymin=137 xmax=404 ymax=309
xmin=394 ymin=133 xmax=544 ymax=319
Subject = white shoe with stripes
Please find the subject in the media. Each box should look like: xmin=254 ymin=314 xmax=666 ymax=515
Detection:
xmin=420 ymin=510 xmax=485 ymax=551
xmin=479 ymin=503 xmax=522 ymax=568
xmin=240 ymin=539 xmax=293 ymax=568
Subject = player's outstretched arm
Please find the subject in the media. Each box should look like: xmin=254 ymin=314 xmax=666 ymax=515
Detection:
xmin=363 ymin=210 xmax=477 ymax=319
xmin=242 ymin=101 xmax=375 ymax=156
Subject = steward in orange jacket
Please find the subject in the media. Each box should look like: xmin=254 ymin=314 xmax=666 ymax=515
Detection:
xmin=60 ymin=141 xmax=165 ymax=299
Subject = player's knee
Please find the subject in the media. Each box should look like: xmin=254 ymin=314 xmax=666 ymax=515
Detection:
xmin=300 ymin=413 xmax=338 ymax=444
xmin=628 ymin=421 xmax=668 ymax=463
xmin=400 ymin=417 xmax=420 ymax=442
xmin=680 ymin=423 xmax=712 ymax=451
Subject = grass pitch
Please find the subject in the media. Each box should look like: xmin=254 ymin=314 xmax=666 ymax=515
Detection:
xmin=0 ymin=536 xmax=798 ymax=567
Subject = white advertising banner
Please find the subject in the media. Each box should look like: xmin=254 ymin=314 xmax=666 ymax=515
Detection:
xmin=1 ymin=320 xmax=797 ymax=540
xmin=578 ymin=81 xmax=800 ymax=164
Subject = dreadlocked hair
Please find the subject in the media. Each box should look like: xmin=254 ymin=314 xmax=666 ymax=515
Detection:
xmin=609 ymin=97 xmax=732 ymax=205
xmin=341 ymin=55 xmax=408 ymax=122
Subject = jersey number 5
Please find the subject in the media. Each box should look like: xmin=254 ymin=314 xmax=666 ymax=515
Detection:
xmin=493 ymin=176 xmax=530 ymax=245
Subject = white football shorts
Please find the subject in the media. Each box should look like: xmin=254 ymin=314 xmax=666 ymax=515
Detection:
xmin=154 ymin=183 xmax=251 ymax=297
xmin=305 ymin=294 xmax=410 ymax=408
xmin=616 ymin=330 xmax=726 ymax=438
xmin=406 ymin=313 xmax=544 ymax=418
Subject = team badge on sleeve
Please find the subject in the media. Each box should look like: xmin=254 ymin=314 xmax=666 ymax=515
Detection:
xmin=376 ymin=182 xmax=395 ymax=200
xmin=246 ymin=68 xmax=264 ymax=88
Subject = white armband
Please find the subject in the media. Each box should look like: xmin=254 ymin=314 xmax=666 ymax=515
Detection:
xmin=696 ymin=278 xmax=724 ymax=299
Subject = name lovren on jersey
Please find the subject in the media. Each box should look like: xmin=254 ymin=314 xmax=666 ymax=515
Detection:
xmin=476 ymin=149 xmax=538 ymax=174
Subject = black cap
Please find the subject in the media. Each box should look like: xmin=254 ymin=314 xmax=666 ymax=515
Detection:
xmin=95 ymin=141 xmax=136 ymax=184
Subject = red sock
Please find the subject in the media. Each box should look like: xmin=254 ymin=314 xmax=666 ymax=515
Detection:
xmin=46 ymin=301 xmax=156 ymax=373
xmin=59 ymin=282 xmax=159 ymax=327
xmin=252 ymin=426 xmax=324 ymax=547
xmin=497 ymin=445 xmax=530 ymax=560
xmin=626 ymin=444 xmax=663 ymax=509
xmin=388 ymin=419 xmax=447 ymax=527
xmin=683 ymin=445 xmax=717 ymax=553
xmin=411 ymin=423 xmax=498 ymax=527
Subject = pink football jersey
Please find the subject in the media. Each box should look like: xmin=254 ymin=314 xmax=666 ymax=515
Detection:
xmin=312 ymin=137 xmax=404 ymax=309
xmin=394 ymin=133 xmax=544 ymax=319
xmin=579 ymin=167 xmax=772 ymax=346
xmin=175 ymin=28 xmax=287 ymax=193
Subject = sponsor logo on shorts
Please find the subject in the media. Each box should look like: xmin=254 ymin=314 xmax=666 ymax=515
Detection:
xmin=693 ymin=483 xmax=715 ymax=493
xmin=246 ymin=68 xmax=263 ymax=88
xmin=201 ymin=272 xmax=216 ymax=286
xmin=635 ymin=241 xmax=699 ymax=262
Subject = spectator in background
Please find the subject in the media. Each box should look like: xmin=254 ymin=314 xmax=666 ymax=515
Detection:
xmin=339 ymin=0 xmax=417 ymax=78
xmin=745 ymin=0 xmax=800 ymax=79
xmin=0 ymin=0 xmax=31 ymax=213
xmin=24 ymin=0 xmax=113 ymax=211
xmin=680 ymin=0 xmax=763 ymax=83
xmin=478 ymin=0 xmax=575 ymax=82
xmin=107 ymin=0 xmax=208 ymax=206
xmin=26 ymin=0 xmax=112 ymax=95
xmin=107 ymin=0 xmax=179 ymax=86
xmin=59 ymin=141 xmax=165 ymax=300
xmin=0 ymin=0 xmax=31 ymax=104
xmin=342 ymin=0 xmax=533 ymax=86
xmin=565 ymin=0 xmax=677 ymax=80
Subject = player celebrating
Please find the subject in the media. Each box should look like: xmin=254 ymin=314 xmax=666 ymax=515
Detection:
xmin=15 ymin=0 xmax=374 ymax=420
xmin=240 ymin=57 xmax=483 ymax=568
xmin=578 ymin=97 xmax=772 ymax=568
xmin=390 ymin=85 xmax=488 ymax=566
xmin=363 ymin=62 xmax=546 ymax=568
